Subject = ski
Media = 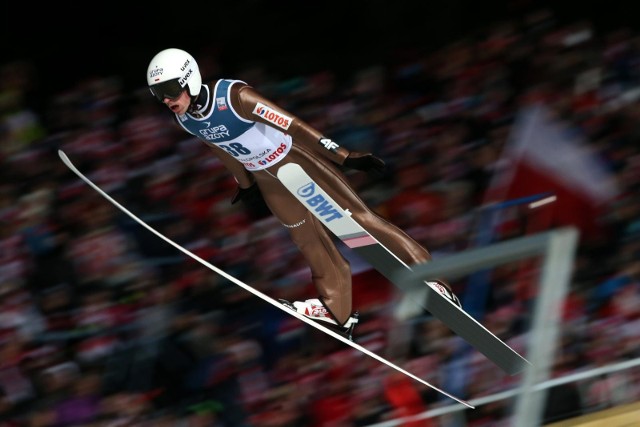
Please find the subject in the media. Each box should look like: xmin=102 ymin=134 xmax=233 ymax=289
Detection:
xmin=57 ymin=150 xmax=473 ymax=409
xmin=276 ymin=162 xmax=531 ymax=376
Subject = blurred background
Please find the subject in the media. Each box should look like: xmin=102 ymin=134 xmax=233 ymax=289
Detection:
xmin=1 ymin=0 xmax=640 ymax=426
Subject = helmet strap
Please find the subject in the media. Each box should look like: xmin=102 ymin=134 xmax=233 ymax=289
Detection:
xmin=187 ymin=84 xmax=208 ymax=115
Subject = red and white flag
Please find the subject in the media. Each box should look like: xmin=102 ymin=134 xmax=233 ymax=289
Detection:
xmin=485 ymin=103 xmax=619 ymax=241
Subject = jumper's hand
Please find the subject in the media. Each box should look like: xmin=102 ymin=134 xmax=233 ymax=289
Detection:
xmin=231 ymin=182 xmax=263 ymax=205
xmin=343 ymin=152 xmax=386 ymax=174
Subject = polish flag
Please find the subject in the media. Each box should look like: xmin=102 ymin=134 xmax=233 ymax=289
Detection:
xmin=485 ymin=103 xmax=619 ymax=241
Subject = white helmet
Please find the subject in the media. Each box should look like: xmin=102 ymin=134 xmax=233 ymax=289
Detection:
xmin=146 ymin=48 xmax=202 ymax=101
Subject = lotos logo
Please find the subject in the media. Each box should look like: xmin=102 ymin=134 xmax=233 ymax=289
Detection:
xmin=252 ymin=103 xmax=292 ymax=130
xmin=257 ymin=143 xmax=287 ymax=166
xmin=296 ymin=182 xmax=343 ymax=222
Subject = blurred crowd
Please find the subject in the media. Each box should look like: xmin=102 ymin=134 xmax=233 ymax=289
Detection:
xmin=2 ymin=7 xmax=640 ymax=427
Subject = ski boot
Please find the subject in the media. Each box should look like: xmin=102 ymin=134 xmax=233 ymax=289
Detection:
xmin=278 ymin=298 xmax=359 ymax=341
xmin=427 ymin=280 xmax=462 ymax=308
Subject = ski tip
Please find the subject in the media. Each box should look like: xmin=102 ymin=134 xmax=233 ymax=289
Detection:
xmin=58 ymin=150 xmax=79 ymax=173
xmin=58 ymin=149 xmax=69 ymax=164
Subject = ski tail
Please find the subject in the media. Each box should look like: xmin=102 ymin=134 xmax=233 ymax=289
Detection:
xmin=58 ymin=150 xmax=473 ymax=409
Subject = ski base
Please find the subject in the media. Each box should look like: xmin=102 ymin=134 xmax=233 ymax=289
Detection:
xmin=58 ymin=150 xmax=473 ymax=409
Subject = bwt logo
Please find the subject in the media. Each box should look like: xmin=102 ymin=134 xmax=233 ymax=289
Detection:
xmin=296 ymin=182 xmax=343 ymax=222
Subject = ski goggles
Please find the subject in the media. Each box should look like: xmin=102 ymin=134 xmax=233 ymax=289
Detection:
xmin=149 ymin=78 xmax=185 ymax=102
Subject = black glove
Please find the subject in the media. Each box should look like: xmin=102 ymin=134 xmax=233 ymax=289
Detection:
xmin=343 ymin=152 xmax=386 ymax=175
xmin=231 ymin=182 xmax=263 ymax=205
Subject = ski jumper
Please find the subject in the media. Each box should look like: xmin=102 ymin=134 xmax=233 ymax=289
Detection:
xmin=176 ymin=79 xmax=432 ymax=324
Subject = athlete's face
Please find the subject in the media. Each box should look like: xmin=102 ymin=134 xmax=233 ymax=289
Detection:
xmin=163 ymin=90 xmax=190 ymax=115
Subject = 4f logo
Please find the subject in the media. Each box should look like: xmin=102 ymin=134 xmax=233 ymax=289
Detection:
xmin=297 ymin=182 xmax=343 ymax=222
xmin=319 ymin=138 xmax=340 ymax=153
